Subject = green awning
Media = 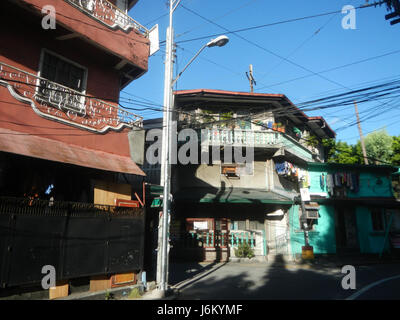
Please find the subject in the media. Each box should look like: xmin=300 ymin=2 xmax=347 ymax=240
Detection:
xmin=174 ymin=187 xmax=293 ymax=204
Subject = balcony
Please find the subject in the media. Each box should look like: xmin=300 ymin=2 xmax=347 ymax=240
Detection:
xmin=199 ymin=128 xmax=314 ymax=162
xmin=64 ymin=0 xmax=149 ymax=35
xmin=0 ymin=61 xmax=143 ymax=133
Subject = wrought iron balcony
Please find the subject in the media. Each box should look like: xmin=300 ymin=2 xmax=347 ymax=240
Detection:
xmin=0 ymin=61 xmax=143 ymax=133
xmin=64 ymin=0 xmax=149 ymax=36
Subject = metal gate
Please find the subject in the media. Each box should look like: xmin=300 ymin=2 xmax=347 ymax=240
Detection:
xmin=275 ymin=233 xmax=289 ymax=255
xmin=0 ymin=197 xmax=145 ymax=288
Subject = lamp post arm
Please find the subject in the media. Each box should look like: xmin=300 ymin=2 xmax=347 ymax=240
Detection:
xmin=172 ymin=0 xmax=183 ymax=12
xmin=171 ymin=43 xmax=207 ymax=87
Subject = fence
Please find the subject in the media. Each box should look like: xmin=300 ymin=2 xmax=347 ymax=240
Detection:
xmin=172 ymin=230 xmax=267 ymax=258
xmin=275 ymin=233 xmax=289 ymax=255
xmin=0 ymin=197 xmax=145 ymax=288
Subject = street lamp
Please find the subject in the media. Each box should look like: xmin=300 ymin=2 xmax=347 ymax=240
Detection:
xmin=172 ymin=36 xmax=229 ymax=87
xmin=156 ymin=0 xmax=229 ymax=298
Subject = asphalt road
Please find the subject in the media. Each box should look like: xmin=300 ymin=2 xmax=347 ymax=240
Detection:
xmin=170 ymin=261 xmax=400 ymax=300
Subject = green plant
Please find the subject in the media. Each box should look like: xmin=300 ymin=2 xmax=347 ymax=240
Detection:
xmin=234 ymin=242 xmax=255 ymax=259
xmin=105 ymin=291 xmax=114 ymax=300
xmin=127 ymin=287 xmax=142 ymax=299
xmin=305 ymin=134 xmax=320 ymax=148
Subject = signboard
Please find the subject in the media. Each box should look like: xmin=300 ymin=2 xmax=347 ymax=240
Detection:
xmin=193 ymin=221 xmax=208 ymax=230
xmin=149 ymin=24 xmax=159 ymax=56
xmin=300 ymin=188 xmax=311 ymax=202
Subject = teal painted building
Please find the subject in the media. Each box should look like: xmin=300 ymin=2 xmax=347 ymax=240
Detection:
xmin=289 ymin=163 xmax=400 ymax=258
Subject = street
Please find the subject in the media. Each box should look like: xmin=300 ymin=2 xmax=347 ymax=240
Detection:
xmin=169 ymin=260 xmax=400 ymax=300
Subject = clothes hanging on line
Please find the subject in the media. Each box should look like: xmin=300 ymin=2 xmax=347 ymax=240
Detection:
xmin=326 ymin=172 xmax=359 ymax=194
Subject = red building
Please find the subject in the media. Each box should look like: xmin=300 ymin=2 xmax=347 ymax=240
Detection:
xmin=0 ymin=0 xmax=151 ymax=298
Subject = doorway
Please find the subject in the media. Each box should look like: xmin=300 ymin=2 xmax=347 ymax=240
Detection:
xmin=335 ymin=206 xmax=360 ymax=253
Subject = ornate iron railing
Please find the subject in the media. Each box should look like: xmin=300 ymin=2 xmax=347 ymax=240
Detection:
xmin=0 ymin=61 xmax=143 ymax=133
xmin=0 ymin=196 xmax=143 ymax=217
xmin=64 ymin=0 xmax=149 ymax=36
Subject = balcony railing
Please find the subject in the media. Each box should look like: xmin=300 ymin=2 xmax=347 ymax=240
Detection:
xmin=198 ymin=128 xmax=314 ymax=161
xmin=0 ymin=61 xmax=143 ymax=133
xmin=64 ymin=0 xmax=149 ymax=36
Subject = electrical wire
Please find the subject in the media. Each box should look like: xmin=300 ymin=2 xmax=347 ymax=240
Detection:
xmin=166 ymin=2 xmax=384 ymax=45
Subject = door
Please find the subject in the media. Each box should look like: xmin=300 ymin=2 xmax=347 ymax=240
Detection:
xmin=335 ymin=207 xmax=359 ymax=253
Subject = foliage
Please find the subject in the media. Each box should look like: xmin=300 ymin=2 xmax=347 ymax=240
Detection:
xmin=323 ymin=130 xmax=400 ymax=165
xmin=364 ymin=130 xmax=393 ymax=164
xmin=305 ymin=134 xmax=320 ymax=148
xmin=234 ymin=242 xmax=255 ymax=259
xmin=105 ymin=291 xmax=114 ymax=300
xmin=128 ymin=287 xmax=142 ymax=299
xmin=323 ymin=139 xmax=363 ymax=164
xmin=392 ymin=136 xmax=400 ymax=166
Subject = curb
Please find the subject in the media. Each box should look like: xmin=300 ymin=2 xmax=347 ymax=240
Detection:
xmin=58 ymin=284 xmax=144 ymax=300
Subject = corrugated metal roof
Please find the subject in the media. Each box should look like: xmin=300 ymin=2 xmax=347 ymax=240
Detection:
xmin=0 ymin=128 xmax=145 ymax=176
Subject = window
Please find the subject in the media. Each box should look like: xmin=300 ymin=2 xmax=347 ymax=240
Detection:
xmin=38 ymin=50 xmax=87 ymax=114
xmin=221 ymin=162 xmax=254 ymax=178
xmin=249 ymin=220 xmax=264 ymax=230
xmin=371 ymin=209 xmax=385 ymax=231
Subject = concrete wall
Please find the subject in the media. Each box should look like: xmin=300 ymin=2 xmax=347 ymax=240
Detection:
xmin=175 ymin=161 xmax=269 ymax=190
xmin=0 ymin=4 xmax=134 ymax=157
xmin=355 ymin=206 xmax=391 ymax=254
xmin=308 ymin=167 xmax=394 ymax=198
xmin=17 ymin=0 xmax=149 ymax=70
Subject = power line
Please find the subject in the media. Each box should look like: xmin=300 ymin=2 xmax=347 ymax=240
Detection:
xmin=179 ymin=4 xmax=352 ymax=91
xmin=175 ymin=0 xmax=259 ymax=40
xmin=256 ymin=49 xmax=400 ymax=91
xmin=256 ymin=12 xmax=339 ymax=83
xmin=167 ymin=2 xmax=384 ymax=45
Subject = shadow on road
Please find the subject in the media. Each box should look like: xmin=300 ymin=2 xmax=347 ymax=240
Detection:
xmin=169 ymin=261 xmax=228 ymax=287
xmin=173 ymin=255 xmax=351 ymax=300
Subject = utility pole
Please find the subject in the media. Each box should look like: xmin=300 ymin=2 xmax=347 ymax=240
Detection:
xmin=354 ymin=101 xmax=369 ymax=165
xmin=246 ymin=64 xmax=256 ymax=93
xmin=156 ymin=0 xmax=177 ymax=297
xmin=155 ymin=1 xmax=229 ymax=298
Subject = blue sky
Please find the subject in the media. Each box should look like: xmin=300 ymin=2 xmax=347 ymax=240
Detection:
xmin=123 ymin=0 xmax=400 ymax=144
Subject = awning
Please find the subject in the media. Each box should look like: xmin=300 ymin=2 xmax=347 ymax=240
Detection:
xmin=0 ymin=128 xmax=145 ymax=176
xmin=310 ymin=196 xmax=400 ymax=209
xmin=174 ymin=187 xmax=293 ymax=204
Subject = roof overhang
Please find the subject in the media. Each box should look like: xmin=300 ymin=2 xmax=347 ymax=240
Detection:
xmin=128 ymin=0 xmax=139 ymax=10
xmin=174 ymin=187 xmax=293 ymax=204
xmin=174 ymin=89 xmax=336 ymax=139
xmin=0 ymin=128 xmax=145 ymax=176
xmin=307 ymin=162 xmax=398 ymax=173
